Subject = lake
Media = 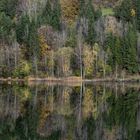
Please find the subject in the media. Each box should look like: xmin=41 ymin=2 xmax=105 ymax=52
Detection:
xmin=0 ymin=82 xmax=140 ymax=140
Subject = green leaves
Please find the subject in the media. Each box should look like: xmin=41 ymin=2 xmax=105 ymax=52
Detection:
xmin=13 ymin=60 xmax=31 ymax=78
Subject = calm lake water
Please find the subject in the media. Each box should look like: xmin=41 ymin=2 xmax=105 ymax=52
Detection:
xmin=0 ymin=82 xmax=140 ymax=140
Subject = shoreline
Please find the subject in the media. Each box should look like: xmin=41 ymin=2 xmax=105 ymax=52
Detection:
xmin=0 ymin=76 xmax=140 ymax=83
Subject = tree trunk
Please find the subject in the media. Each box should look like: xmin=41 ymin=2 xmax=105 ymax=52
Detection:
xmin=77 ymin=24 xmax=83 ymax=79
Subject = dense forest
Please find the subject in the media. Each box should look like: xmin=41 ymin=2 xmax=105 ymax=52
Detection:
xmin=0 ymin=0 xmax=140 ymax=79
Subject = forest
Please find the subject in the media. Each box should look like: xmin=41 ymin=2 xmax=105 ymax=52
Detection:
xmin=0 ymin=0 xmax=140 ymax=79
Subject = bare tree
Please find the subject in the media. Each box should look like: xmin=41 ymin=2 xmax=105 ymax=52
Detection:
xmin=77 ymin=23 xmax=83 ymax=79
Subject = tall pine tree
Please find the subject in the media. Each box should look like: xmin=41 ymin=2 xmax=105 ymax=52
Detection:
xmin=16 ymin=14 xmax=30 ymax=45
xmin=85 ymin=0 xmax=95 ymax=46
xmin=135 ymin=0 xmax=140 ymax=31
xmin=78 ymin=0 xmax=95 ymax=46
xmin=0 ymin=12 xmax=13 ymax=43
xmin=42 ymin=0 xmax=61 ymax=30
xmin=115 ymin=0 xmax=133 ymax=22
xmin=51 ymin=0 xmax=61 ymax=30
xmin=123 ymin=25 xmax=138 ymax=73
xmin=79 ymin=0 xmax=85 ymax=17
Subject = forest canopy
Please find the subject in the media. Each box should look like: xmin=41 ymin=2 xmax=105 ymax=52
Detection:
xmin=0 ymin=0 xmax=140 ymax=79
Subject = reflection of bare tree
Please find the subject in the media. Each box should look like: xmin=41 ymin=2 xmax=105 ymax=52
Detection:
xmin=13 ymin=92 xmax=18 ymax=120
xmin=76 ymin=82 xmax=83 ymax=139
xmin=33 ymin=85 xmax=38 ymax=109
xmin=0 ymin=87 xmax=20 ymax=121
xmin=115 ymin=83 xmax=118 ymax=98
xmin=77 ymin=24 xmax=83 ymax=79
xmin=0 ymin=83 xmax=140 ymax=139
xmin=62 ymin=87 xmax=72 ymax=115
xmin=83 ymin=87 xmax=94 ymax=119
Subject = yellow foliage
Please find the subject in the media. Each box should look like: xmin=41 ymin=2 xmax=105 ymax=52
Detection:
xmin=39 ymin=35 xmax=49 ymax=56
xmin=15 ymin=60 xmax=31 ymax=76
xmin=23 ymin=62 xmax=30 ymax=73
xmin=60 ymin=0 xmax=79 ymax=24
xmin=38 ymin=94 xmax=55 ymax=129
xmin=131 ymin=9 xmax=136 ymax=17
xmin=20 ymin=88 xmax=31 ymax=101
xmin=24 ymin=89 xmax=30 ymax=99
xmin=56 ymin=88 xmax=72 ymax=116
xmin=13 ymin=16 xmax=17 ymax=23
xmin=83 ymin=44 xmax=97 ymax=77
xmin=39 ymin=107 xmax=51 ymax=129
xmin=82 ymin=88 xmax=97 ymax=119
xmin=56 ymin=47 xmax=73 ymax=76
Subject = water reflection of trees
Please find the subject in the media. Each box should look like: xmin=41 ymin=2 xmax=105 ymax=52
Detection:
xmin=105 ymin=88 xmax=139 ymax=140
xmin=0 ymin=83 xmax=140 ymax=140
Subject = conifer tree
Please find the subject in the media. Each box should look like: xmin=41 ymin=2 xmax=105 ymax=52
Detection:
xmin=0 ymin=12 xmax=13 ymax=43
xmin=28 ymin=20 xmax=40 ymax=57
xmin=0 ymin=0 xmax=18 ymax=18
xmin=79 ymin=0 xmax=95 ymax=46
xmin=79 ymin=0 xmax=85 ymax=17
xmin=51 ymin=0 xmax=61 ymax=30
xmin=16 ymin=14 xmax=30 ymax=44
xmin=115 ymin=0 xmax=132 ymax=22
xmin=135 ymin=0 xmax=140 ymax=31
xmin=85 ymin=0 xmax=95 ymax=46
xmin=42 ymin=0 xmax=52 ymax=25
xmin=123 ymin=26 xmax=138 ymax=73
xmin=43 ymin=0 xmax=61 ymax=30
xmin=105 ymin=34 xmax=116 ymax=69
xmin=105 ymin=34 xmax=122 ymax=73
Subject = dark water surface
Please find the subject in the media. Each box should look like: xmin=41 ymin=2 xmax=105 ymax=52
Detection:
xmin=0 ymin=82 xmax=140 ymax=140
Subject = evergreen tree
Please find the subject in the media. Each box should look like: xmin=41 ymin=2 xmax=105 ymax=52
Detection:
xmin=16 ymin=15 xmax=40 ymax=60
xmin=16 ymin=14 xmax=30 ymax=44
xmin=105 ymin=34 xmax=115 ymax=68
xmin=27 ymin=20 xmax=40 ymax=58
xmin=0 ymin=0 xmax=18 ymax=18
xmin=105 ymin=34 xmax=121 ymax=69
xmin=79 ymin=0 xmax=85 ymax=17
xmin=28 ymin=20 xmax=40 ymax=75
xmin=43 ymin=0 xmax=52 ymax=25
xmin=78 ymin=0 xmax=95 ymax=46
xmin=122 ymin=26 xmax=138 ymax=73
xmin=0 ymin=12 xmax=13 ymax=43
xmin=51 ymin=1 xmax=61 ymax=30
xmin=42 ymin=0 xmax=61 ymax=30
xmin=115 ymin=0 xmax=133 ymax=22
xmin=135 ymin=0 xmax=140 ymax=31
xmin=85 ymin=0 xmax=95 ymax=46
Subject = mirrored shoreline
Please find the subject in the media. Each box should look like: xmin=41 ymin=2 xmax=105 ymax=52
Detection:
xmin=0 ymin=82 xmax=140 ymax=140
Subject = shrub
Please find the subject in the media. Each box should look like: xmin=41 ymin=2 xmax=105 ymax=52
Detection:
xmin=13 ymin=60 xmax=31 ymax=78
